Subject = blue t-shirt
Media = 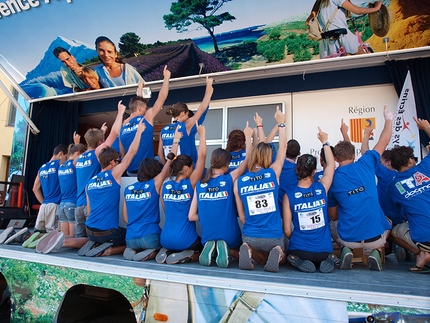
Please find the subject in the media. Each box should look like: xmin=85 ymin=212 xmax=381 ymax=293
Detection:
xmin=124 ymin=180 xmax=161 ymax=240
xmin=75 ymin=150 xmax=101 ymax=207
xmin=58 ymin=159 xmax=77 ymax=204
xmin=278 ymin=159 xmax=298 ymax=214
xmin=120 ymin=116 xmax=154 ymax=172
xmin=39 ymin=159 xmax=62 ymax=204
xmin=287 ymin=181 xmax=333 ymax=253
xmin=161 ymin=178 xmax=198 ymax=250
xmin=160 ymin=107 xmax=209 ymax=164
xmin=195 ymin=174 xmax=241 ymax=248
xmin=376 ymin=164 xmax=398 ymax=222
xmin=328 ymin=150 xmax=391 ymax=242
xmin=386 ymin=154 xmax=430 ymax=243
xmin=85 ymin=170 xmax=120 ymax=230
xmin=313 ymin=170 xmax=324 ymax=182
xmin=228 ymin=150 xmax=246 ymax=173
xmin=160 ymin=123 xmax=181 ymax=159
xmin=237 ymin=168 xmax=283 ymax=239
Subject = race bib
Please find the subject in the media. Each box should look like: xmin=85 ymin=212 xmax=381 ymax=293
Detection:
xmin=246 ymin=192 xmax=276 ymax=216
xmin=163 ymin=145 xmax=181 ymax=158
xmin=298 ymin=208 xmax=325 ymax=230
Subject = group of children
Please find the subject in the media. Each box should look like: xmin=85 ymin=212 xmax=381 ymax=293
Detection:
xmin=2 ymin=65 xmax=429 ymax=275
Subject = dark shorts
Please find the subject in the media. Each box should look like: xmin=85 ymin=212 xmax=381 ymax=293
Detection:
xmin=86 ymin=226 xmax=126 ymax=247
xmin=168 ymin=237 xmax=202 ymax=253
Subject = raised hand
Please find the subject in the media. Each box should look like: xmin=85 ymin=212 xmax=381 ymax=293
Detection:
xmin=254 ymin=112 xmax=263 ymax=126
xmin=163 ymin=65 xmax=171 ymax=80
xmin=244 ymin=121 xmax=253 ymax=137
xmin=383 ymin=106 xmax=394 ymax=121
xmin=317 ymin=127 xmax=328 ymax=144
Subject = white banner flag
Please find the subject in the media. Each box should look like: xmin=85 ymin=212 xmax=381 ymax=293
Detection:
xmin=388 ymin=71 xmax=421 ymax=161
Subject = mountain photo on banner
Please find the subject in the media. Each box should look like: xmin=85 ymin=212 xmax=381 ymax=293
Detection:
xmin=0 ymin=0 xmax=428 ymax=99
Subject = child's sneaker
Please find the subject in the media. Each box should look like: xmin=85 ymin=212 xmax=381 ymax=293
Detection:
xmin=368 ymin=249 xmax=382 ymax=271
xmin=215 ymin=240 xmax=229 ymax=268
xmin=36 ymin=231 xmax=60 ymax=253
xmin=339 ymin=246 xmax=353 ymax=270
xmin=166 ymin=250 xmax=194 ymax=264
xmin=156 ymin=247 xmax=169 ymax=264
xmin=239 ymin=243 xmax=254 ymax=270
xmin=22 ymin=232 xmax=40 ymax=248
xmin=4 ymin=227 xmax=29 ymax=245
xmin=264 ymin=247 xmax=281 ymax=273
xmin=0 ymin=227 xmax=14 ymax=244
xmin=199 ymin=240 xmax=216 ymax=266
xmin=42 ymin=232 xmax=65 ymax=254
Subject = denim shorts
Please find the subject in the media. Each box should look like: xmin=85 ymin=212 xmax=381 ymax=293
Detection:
xmin=58 ymin=202 xmax=76 ymax=223
xmin=126 ymin=233 xmax=161 ymax=251
xmin=242 ymin=235 xmax=285 ymax=253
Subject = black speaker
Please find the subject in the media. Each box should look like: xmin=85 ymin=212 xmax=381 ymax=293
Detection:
xmin=0 ymin=207 xmax=29 ymax=229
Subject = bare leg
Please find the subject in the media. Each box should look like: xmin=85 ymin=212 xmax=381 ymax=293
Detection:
xmin=63 ymin=237 xmax=89 ymax=249
xmin=102 ymin=245 xmax=127 ymax=256
xmin=410 ymin=251 xmax=430 ymax=271
xmin=390 ymin=236 xmax=420 ymax=255
xmin=275 ymin=245 xmax=287 ymax=265
xmin=68 ymin=222 xmax=75 ymax=238
xmin=60 ymin=222 xmax=70 ymax=236
xmin=230 ymin=248 xmax=239 ymax=260
xmin=251 ymin=249 xmax=269 ymax=265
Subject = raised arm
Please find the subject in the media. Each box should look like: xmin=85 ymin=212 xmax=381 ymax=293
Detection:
xmin=73 ymin=131 xmax=81 ymax=145
xmin=360 ymin=125 xmax=374 ymax=155
xmin=317 ymin=127 xmax=335 ymax=192
xmin=254 ymin=113 xmax=266 ymax=143
xmin=186 ymin=77 xmax=214 ymax=133
xmin=190 ymin=123 xmax=207 ymax=188
xmin=270 ymin=107 xmax=286 ymax=177
xmin=230 ymin=122 xmax=253 ymax=182
xmin=146 ymin=66 xmax=171 ymax=124
xmin=342 ymin=1 xmax=382 ymax=15
xmin=154 ymin=128 xmax=182 ymax=193
xmin=112 ymin=119 xmax=146 ymax=181
xmin=340 ymin=118 xmax=350 ymax=142
xmin=414 ymin=117 xmax=430 ymax=137
xmin=96 ymin=101 xmax=126 ymax=157
xmin=265 ymin=124 xmax=279 ymax=143
xmin=157 ymin=133 xmax=167 ymax=165
xmin=373 ymin=106 xmax=393 ymax=155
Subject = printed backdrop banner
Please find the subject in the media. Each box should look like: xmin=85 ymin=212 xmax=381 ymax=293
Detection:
xmin=388 ymin=71 xmax=420 ymax=160
xmin=0 ymin=0 xmax=429 ymax=99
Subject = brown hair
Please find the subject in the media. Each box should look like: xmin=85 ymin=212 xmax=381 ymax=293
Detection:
xmin=129 ymin=96 xmax=149 ymax=113
xmin=226 ymin=130 xmax=245 ymax=152
xmin=98 ymin=147 xmax=120 ymax=168
xmin=296 ymin=154 xmax=317 ymax=180
xmin=334 ymin=141 xmax=355 ymax=162
xmin=95 ymin=36 xmax=125 ymax=64
xmin=68 ymin=143 xmax=86 ymax=158
xmin=169 ymin=155 xmax=193 ymax=177
xmin=390 ymin=146 xmax=414 ymax=171
xmin=166 ymin=102 xmax=193 ymax=118
xmin=286 ymin=139 xmax=300 ymax=159
xmin=201 ymin=148 xmax=232 ymax=184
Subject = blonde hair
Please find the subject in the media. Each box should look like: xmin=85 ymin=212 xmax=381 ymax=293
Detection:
xmin=248 ymin=142 xmax=272 ymax=172
xmin=84 ymin=128 xmax=104 ymax=149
